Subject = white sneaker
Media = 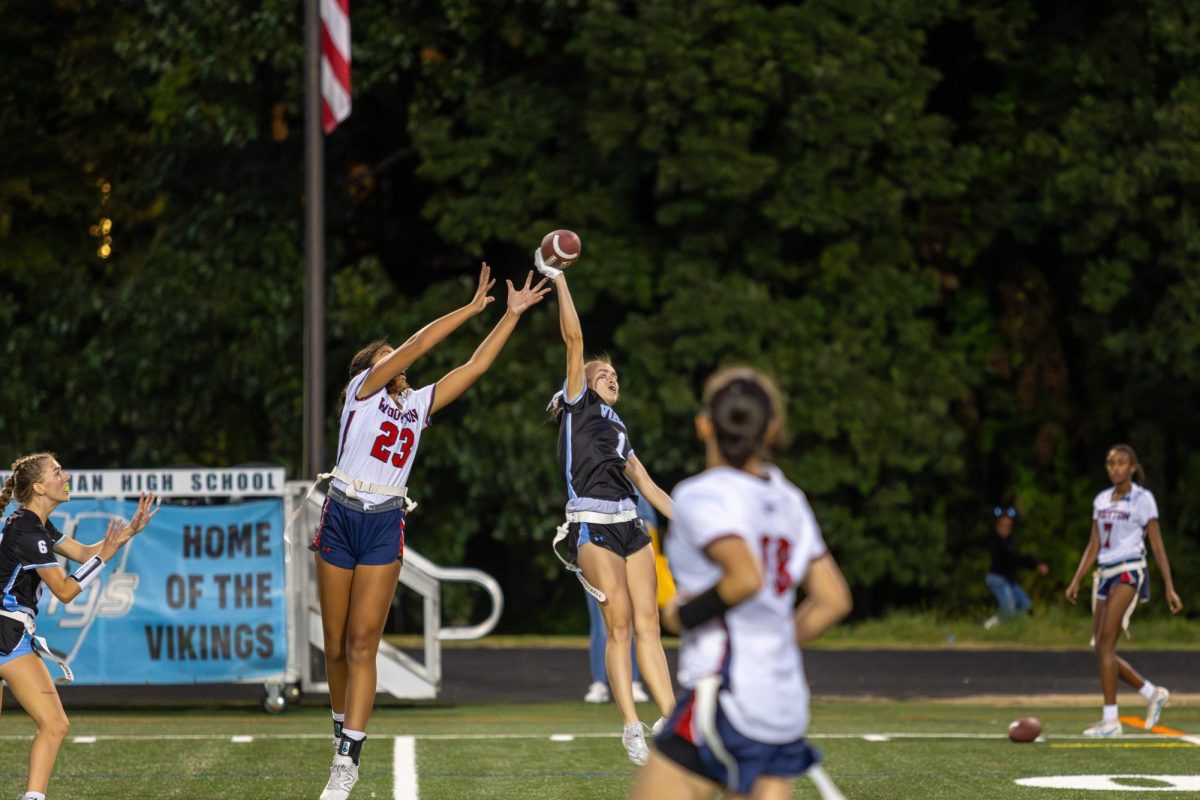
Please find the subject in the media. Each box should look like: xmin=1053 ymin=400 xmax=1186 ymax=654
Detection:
xmin=320 ymin=754 xmax=359 ymax=800
xmin=631 ymin=681 xmax=650 ymax=703
xmin=621 ymin=722 xmax=649 ymax=766
xmin=651 ymin=716 xmax=667 ymax=736
xmin=584 ymin=681 xmax=610 ymax=703
xmin=1082 ymin=719 xmax=1122 ymax=738
xmin=1145 ymin=687 xmax=1169 ymax=729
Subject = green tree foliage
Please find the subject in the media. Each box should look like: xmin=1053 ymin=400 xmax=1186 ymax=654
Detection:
xmin=2 ymin=0 xmax=1197 ymax=628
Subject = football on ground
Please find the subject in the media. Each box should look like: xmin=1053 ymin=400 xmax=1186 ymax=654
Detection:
xmin=540 ymin=229 xmax=582 ymax=268
xmin=1007 ymin=716 xmax=1042 ymax=743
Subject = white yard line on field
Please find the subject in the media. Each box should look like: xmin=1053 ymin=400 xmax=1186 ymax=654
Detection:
xmin=393 ymin=735 xmax=418 ymax=800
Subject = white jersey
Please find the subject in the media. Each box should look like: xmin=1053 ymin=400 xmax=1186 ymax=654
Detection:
xmin=1092 ymin=482 xmax=1157 ymax=566
xmin=667 ymin=464 xmax=828 ymax=744
xmin=332 ymin=369 xmax=436 ymax=507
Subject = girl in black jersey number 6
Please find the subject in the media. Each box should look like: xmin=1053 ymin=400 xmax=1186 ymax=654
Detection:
xmin=1 ymin=453 xmax=157 ymax=800
xmin=540 ymin=257 xmax=676 ymax=766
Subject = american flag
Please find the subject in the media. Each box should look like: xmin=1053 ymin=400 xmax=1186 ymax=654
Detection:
xmin=320 ymin=0 xmax=351 ymax=133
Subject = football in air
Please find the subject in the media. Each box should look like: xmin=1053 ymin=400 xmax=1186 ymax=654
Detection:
xmin=540 ymin=229 xmax=582 ymax=268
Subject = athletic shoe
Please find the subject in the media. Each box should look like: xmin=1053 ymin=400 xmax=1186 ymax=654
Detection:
xmin=584 ymin=681 xmax=610 ymax=703
xmin=1082 ymin=719 xmax=1122 ymax=738
xmin=621 ymin=722 xmax=649 ymax=766
xmin=631 ymin=681 xmax=650 ymax=703
xmin=1145 ymin=687 xmax=1170 ymax=730
xmin=320 ymin=754 xmax=359 ymax=800
xmin=651 ymin=716 xmax=667 ymax=736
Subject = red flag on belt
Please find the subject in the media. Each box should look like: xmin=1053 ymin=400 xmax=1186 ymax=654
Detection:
xmin=320 ymin=0 xmax=351 ymax=133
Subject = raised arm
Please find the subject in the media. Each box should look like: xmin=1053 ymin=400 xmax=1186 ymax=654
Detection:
xmin=1065 ymin=521 xmax=1101 ymax=604
xmin=53 ymin=492 xmax=159 ymax=562
xmin=358 ymin=263 xmax=497 ymax=400
xmin=38 ymin=507 xmax=152 ymax=603
xmin=552 ymin=273 xmax=587 ymax=401
xmin=1145 ymin=519 xmax=1183 ymax=613
xmin=624 ymin=454 xmax=674 ymax=520
xmin=431 ymin=272 xmax=550 ymax=414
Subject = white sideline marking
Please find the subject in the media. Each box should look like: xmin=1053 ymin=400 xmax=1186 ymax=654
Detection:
xmin=862 ymin=734 xmax=889 ymax=742
xmin=394 ymin=735 xmax=418 ymax=800
xmin=550 ymin=734 xmax=575 ymax=742
xmin=1182 ymin=736 xmax=1200 ymax=747
xmin=231 ymin=735 xmax=254 ymax=743
xmin=73 ymin=736 xmax=96 ymax=744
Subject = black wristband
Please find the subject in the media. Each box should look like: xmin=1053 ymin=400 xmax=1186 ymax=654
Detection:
xmin=677 ymin=585 xmax=731 ymax=629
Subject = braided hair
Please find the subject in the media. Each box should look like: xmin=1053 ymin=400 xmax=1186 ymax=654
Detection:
xmin=1 ymin=452 xmax=55 ymax=511
xmin=701 ymin=367 xmax=786 ymax=469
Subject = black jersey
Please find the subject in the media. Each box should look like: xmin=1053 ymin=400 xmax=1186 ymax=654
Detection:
xmin=557 ymin=386 xmax=636 ymax=503
xmin=0 ymin=508 xmax=63 ymax=616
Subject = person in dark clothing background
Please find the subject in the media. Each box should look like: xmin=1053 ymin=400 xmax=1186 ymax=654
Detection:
xmin=983 ymin=503 xmax=1048 ymax=629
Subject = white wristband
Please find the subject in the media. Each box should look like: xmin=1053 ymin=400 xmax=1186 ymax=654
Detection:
xmin=69 ymin=556 xmax=106 ymax=590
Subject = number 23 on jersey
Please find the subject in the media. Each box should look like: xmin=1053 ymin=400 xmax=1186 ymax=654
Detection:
xmin=369 ymin=421 xmax=415 ymax=468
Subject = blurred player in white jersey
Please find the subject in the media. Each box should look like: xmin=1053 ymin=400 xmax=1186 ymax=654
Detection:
xmin=630 ymin=367 xmax=852 ymax=800
xmin=1066 ymin=444 xmax=1183 ymax=737
xmin=310 ymin=265 xmax=548 ymax=800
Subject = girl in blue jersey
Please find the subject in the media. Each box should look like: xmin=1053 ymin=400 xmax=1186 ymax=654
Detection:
xmin=540 ymin=258 xmax=675 ymax=765
xmin=631 ymin=367 xmax=852 ymax=800
xmin=1066 ymin=444 xmax=1183 ymax=737
xmin=1 ymin=453 xmax=157 ymax=800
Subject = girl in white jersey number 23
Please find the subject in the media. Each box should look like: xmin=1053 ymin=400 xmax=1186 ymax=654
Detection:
xmin=310 ymin=265 xmax=549 ymax=800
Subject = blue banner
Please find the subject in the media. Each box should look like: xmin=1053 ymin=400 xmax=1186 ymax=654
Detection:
xmin=3 ymin=498 xmax=286 ymax=684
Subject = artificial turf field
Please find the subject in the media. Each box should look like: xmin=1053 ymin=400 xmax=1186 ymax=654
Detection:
xmin=0 ymin=698 xmax=1197 ymax=799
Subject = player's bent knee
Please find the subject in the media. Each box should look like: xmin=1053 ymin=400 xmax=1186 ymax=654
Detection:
xmin=38 ymin=715 xmax=69 ymax=740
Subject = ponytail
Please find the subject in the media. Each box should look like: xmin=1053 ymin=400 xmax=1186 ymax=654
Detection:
xmin=0 ymin=473 xmax=15 ymax=513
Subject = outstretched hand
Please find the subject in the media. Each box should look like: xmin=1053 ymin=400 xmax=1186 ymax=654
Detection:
xmin=506 ymin=272 xmax=552 ymax=315
xmin=468 ymin=262 xmax=498 ymax=314
xmin=121 ymin=491 xmax=160 ymax=543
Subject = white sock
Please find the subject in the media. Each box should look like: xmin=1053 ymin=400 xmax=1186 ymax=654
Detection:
xmin=23 ymin=793 xmax=46 ymax=800
xmin=341 ymin=727 xmax=366 ymax=741
xmin=1103 ymin=704 xmax=1118 ymax=722
xmin=332 ymin=711 xmax=345 ymax=723
xmin=1138 ymin=681 xmax=1157 ymax=700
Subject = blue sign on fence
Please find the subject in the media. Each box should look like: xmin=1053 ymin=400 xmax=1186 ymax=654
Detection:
xmin=3 ymin=498 xmax=287 ymax=684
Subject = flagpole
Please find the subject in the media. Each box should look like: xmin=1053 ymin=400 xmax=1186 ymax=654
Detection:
xmin=302 ymin=0 xmax=326 ymax=479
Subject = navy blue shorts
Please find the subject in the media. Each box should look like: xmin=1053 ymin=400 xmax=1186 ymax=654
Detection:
xmin=309 ymin=495 xmax=406 ymax=569
xmin=655 ymin=689 xmax=820 ymax=795
xmin=1097 ymin=562 xmax=1150 ymax=603
xmin=566 ymin=519 xmax=651 ymax=562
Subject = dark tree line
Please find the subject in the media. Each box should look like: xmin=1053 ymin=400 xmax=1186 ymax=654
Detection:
xmin=2 ymin=0 xmax=1198 ymax=629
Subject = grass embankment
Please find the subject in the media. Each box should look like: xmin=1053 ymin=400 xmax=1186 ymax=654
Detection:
xmin=391 ymin=608 xmax=1199 ymax=650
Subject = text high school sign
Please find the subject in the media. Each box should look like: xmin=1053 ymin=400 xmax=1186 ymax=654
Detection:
xmin=1 ymin=467 xmax=288 ymax=684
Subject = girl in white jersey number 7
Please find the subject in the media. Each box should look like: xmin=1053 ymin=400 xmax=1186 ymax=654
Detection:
xmin=310 ymin=264 xmax=549 ymax=800
xmin=1065 ymin=443 xmax=1183 ymax=738
xmin=631 ymin=367 xmax=853 ymax=800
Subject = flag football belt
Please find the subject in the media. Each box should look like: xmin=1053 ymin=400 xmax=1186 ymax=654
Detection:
xmin=1090 ymin=558 xmax=1147 ymax=643
xmin=0 ymin=609 xmax=74 ymax=683
xmin=550 ymin=509 xmax=636 ymax=604
xmin=285 ymin=466 xmax=417 ymax=548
